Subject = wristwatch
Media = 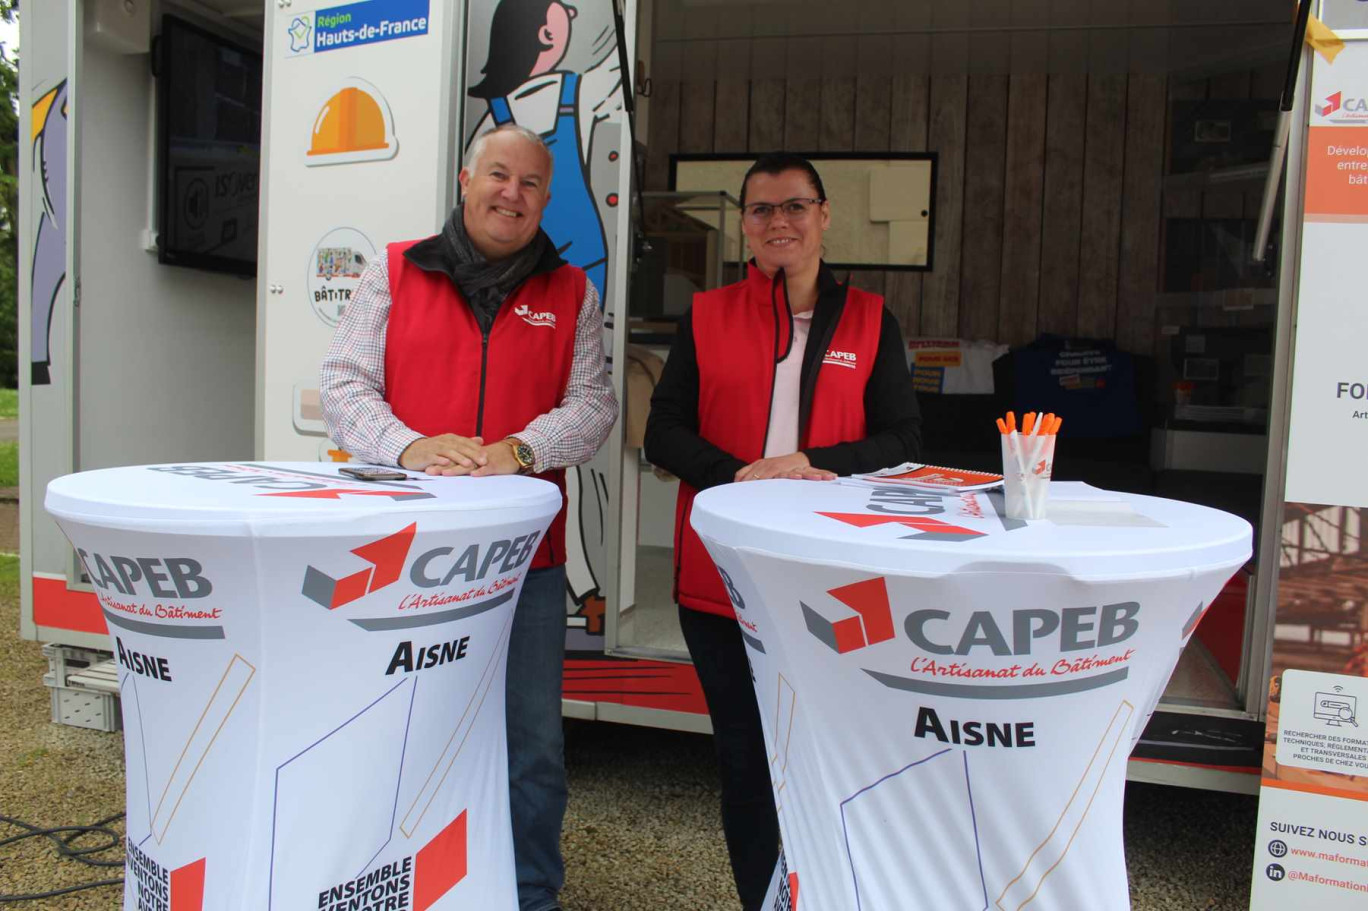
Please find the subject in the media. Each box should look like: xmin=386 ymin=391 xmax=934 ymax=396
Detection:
xmin=506 ymin=437 xmax=536 ymax=475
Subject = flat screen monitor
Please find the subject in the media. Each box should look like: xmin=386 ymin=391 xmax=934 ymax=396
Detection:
xmin=157 ymin=15 xmax=262 ymax=276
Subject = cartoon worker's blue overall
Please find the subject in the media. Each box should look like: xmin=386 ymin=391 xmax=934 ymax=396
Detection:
xmin=489 ymin=72 xmax=608 ymax=303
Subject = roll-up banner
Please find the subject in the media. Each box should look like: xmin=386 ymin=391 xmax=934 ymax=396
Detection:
xmin=1250 ymin=10 xmax=1368 ymax=908
xmin=45 ymin=464 xmax=560 ymax=911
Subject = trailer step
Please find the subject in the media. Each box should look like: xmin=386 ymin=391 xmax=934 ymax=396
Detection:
xmin=40 ymin=644 xmax=121 ymax=733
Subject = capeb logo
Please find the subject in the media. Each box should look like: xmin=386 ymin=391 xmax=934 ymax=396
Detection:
xmin=818 ymin=510 xmax=984 ymax=541
xmin=822 ymin=348 xmax=857 ymax=369
xmin=1316 ymin=90 xmax=1368 ymax=120
xmin=802 ymin=577 xmax=895 ymax=654
xmin=514 ymin=303 xmax=556 ymax=329
xmin=303 ymin=523 xmax=417 ymax=609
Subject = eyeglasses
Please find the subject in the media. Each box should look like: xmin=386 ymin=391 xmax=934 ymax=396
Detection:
xmin=741 ymin=197 xmax=825 ymax=224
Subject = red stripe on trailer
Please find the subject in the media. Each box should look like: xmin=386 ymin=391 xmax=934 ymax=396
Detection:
xmin=32 ymin=576 xmax=107 ymax=635
xmin=562 ymin=659 xmax=708 ymax=715
xmin=1130 ymin=757 xmax=1259 ymax=775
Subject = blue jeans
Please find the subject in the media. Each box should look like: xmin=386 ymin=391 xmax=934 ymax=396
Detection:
xmin=505 ymin=565 xmax=567 ymax=911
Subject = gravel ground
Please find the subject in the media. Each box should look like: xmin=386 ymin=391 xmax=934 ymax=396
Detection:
xmin=0 ymin=488 xmax=1259 ymax=908
xmin=0 ymin=549 xmax=126 ymax=909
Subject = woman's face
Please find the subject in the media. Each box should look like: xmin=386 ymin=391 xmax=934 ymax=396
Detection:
xmin=741 ymin=168 xmax=829 ymax=277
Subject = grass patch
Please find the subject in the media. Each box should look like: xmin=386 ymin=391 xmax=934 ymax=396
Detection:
xmin=0 ymin=388 xmax=16 ymax=420
xmin=0 ymin=553 xmax=16 ymax=595
xmin=0 ymin=442 xmax=15 ymax=488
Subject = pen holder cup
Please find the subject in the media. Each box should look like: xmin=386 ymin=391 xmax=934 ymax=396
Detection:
xmin=1001 ymin=434 xmax=1056 ymax=520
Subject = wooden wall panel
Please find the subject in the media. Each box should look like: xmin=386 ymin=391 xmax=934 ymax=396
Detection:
xmin=887 ymin=74 xmax=930 ymax=335
xmin=851 ymin=67 xmax=892 ymax=300
xmin=641 ymin=59 xmax=1220 ymax=354
xmin=678 ymin=40 xmax=717 ymax=154
xmin=1038 ymin=74 xmax=1086 ymax=337
xmin=645 ymin=79 xmax=680 ymax=190
xmin=714 ymin=82 xmax=751 ymax=153
xmin=749 ymin=38 xmax=787 ymax=154
xmin=1116 ymin=75 xmax=1166 ymax=356
xmin=785 ymin=38 xmax=823 ymax=150
xmin=921 ymin=76 xmax=968 ymax=337
xmin=998 ymin=73 xmax=1047 ymax=347
xmin=819 ymin=37 xmax=857 ymax=154
xmin=820 ymin=78 xmax=857 ymax=152
xmin=854 ymin=76 xmax=892 ymax=153
xmin=959 ymin=75 xmax=1008 ymax=341
xmin=1077 ymin=74 xmax=1127 ymax=339
xmin=749 ymin=79 xmax=786 ymax=153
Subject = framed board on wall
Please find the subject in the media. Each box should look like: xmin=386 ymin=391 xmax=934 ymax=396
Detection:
xmin=670 ymin=152 xmax=937 ymax=271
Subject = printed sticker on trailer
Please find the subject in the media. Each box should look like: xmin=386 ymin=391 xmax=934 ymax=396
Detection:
xmin=285 ymin=0 xmax=430 ymax=58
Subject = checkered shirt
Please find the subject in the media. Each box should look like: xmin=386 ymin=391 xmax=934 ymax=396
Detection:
xmin=319 ymin=253 xmax=618 ymax=472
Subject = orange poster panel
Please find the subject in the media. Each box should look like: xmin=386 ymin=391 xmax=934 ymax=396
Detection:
xmin=1305 ymin=126 xmax=1368 ymax=219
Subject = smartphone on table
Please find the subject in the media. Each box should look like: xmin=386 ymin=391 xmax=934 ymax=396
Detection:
xmin=338 ymin=466 xmax=411 ymax=482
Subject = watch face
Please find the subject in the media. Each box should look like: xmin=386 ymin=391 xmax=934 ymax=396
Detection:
xmin=515 ymin=443 xmax=535 ymax=468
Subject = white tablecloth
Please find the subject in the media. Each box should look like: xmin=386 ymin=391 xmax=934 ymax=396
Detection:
xmin=46 ymin=462 xmax=561 ymax=911
xmin=691 ymin=479 xmax=1251 ymax=911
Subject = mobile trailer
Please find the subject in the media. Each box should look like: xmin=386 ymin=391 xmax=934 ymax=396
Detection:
xmin=21 ymin=0 xmax=1314 ymax=794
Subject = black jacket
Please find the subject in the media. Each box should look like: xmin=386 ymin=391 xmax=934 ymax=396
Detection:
xmin=644 ymin=266 xmax=922 ymax=490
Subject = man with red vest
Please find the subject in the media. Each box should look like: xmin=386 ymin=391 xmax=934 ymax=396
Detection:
xmin=644 ymin=154 xmax=921 ymax=910
xmin=320 ymin=124 xmax=616 ymax=911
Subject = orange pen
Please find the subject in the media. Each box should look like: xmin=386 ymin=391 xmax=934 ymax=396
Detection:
xmin=1022 ymin=412 xmax=1036 ymax=435
xmin=1005 ymin=412 xmax=1017 ymax=434
xmin=996 ymin=418 xmax=1009 ymax=435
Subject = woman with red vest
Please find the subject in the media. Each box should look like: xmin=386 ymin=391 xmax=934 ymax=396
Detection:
xmin=644 ymin=153 xmax=922 ymax=909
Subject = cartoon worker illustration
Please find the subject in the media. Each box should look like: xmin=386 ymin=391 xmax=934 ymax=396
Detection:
xmin=467 ymin=0 xmax=624 ymax=628
xmin=31 ymin=80 xmax=68 ymax=386
xmin=467 ymin=0 xmax=622 ymax=302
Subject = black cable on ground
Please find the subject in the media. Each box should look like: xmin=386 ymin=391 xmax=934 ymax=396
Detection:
xmin=0 ymin=812 xmax=125 ymax=903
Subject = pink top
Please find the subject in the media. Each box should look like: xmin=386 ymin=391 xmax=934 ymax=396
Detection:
xmin=764 ymin=310 xmax=813 ymax=458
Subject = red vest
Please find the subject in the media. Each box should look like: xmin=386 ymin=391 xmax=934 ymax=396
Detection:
xmin=676 ymin=266 xmax=885 ymax=616
xmin=385 ymin=241 xmax=584 ymax=569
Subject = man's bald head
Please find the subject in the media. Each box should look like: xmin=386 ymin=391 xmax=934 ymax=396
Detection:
xmin=464 ymin=124 xmax=554 ymax=183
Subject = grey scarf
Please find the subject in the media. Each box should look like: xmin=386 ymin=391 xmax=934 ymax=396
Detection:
xmin=440 ymin=204 xmax=548 ymax=333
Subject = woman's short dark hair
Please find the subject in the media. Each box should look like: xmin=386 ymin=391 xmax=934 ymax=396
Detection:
xmin=739 ymin=153 xmax=827 ymax=207
xmin=468 ymin=0 xmax=556 ymax=101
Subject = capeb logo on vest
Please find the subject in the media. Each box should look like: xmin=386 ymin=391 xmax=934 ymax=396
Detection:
xmin=514 ymin=303 xmax=556 ymax=329
xmin=822 ymin=348 xmax=858 ymax=369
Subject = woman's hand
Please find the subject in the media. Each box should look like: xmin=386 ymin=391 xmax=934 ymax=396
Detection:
xmin=734 ymin=452 xmax=837 ymax=482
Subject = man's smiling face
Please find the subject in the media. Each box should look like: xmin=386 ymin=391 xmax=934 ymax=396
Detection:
xmin=458 ymin=130 xmax=553 ymax=260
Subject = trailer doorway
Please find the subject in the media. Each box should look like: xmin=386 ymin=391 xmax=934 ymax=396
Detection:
xmin=619 ymin=0 xmax=1298 ymax=787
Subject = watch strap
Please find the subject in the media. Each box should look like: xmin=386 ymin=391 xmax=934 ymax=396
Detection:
xmin=506 ymin=437 xmax=535 ymax=474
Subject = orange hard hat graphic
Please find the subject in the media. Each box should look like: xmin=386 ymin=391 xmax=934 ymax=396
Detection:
xmin=309 ymin=85 xmax=392 ymax=158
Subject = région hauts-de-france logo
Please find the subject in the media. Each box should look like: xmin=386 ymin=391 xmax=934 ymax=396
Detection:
xmin=288 ymin=15 xmax=313 ymax=53
xmin=303 ymin=523 xmax=417 ymax=609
